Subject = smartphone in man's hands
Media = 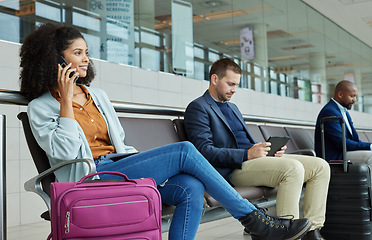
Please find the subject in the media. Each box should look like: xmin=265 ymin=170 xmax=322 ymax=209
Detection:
xmin=57 ymin=55 xmax=79 ymax=83
xmin=266 ymin=136 xmax=290 ymax=156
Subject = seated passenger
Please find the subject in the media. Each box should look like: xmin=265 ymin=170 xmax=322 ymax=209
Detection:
xmin=315 ymin=80 xmax=372 ymax=169
xmin=184 ymin=58 xmax=330 ymax=240
xmin=19 ymin=23 xmax=311 ymax=240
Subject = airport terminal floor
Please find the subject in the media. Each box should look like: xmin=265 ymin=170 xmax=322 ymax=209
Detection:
xmin=8 ymin=216 xmax=253 ymax=240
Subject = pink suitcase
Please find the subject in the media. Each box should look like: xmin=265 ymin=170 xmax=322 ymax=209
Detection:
xmin=47 ymin=171 xmax=162 ymax=240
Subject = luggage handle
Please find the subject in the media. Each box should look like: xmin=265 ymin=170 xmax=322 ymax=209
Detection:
xmin=320 ymin=116 xmax=348 ymax=173
xmin=78 ymin=171 xmax=137 ymax=184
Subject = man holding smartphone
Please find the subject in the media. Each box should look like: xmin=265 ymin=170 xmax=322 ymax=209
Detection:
xmin=184 ymin=58 xmax=330 ymax=240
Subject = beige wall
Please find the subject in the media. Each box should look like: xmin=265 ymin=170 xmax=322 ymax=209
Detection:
xmin=2 ymin=39 xmax=372 ymax=227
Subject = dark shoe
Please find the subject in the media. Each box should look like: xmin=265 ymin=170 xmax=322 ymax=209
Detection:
xmin=301 ymin=229 xmax=326 ymax=240
xmin=239 ymin=209 xmax=312 ymax=240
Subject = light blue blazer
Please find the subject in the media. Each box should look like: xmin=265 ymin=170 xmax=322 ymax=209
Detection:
xmin=28 ymin=87 xmax=137 ymax=182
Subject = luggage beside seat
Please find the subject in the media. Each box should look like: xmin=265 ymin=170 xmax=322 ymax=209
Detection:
xmin=321 ymin=162 xmax=372 ymax=240
xmin=48 ymin=171 xmax=162 ymax=240
xmin=319 ymin=116 xmax=372 ymax=240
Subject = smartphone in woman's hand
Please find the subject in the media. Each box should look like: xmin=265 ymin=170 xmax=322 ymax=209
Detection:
xmin=57 ymin=55 xmax=79 ymax=83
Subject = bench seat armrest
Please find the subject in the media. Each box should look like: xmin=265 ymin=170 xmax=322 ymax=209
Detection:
xmin=24 ymin=158 xmax=96 ymax=212
xmin=289 ymin=149 xmax=316 ymax=156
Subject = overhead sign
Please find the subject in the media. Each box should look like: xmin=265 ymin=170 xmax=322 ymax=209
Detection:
xmin=240 ymin=27 xmax=255 ymax=61
xmin=274 ymin=66 xmax=294 ymax=74
xmin=89 ymin=0 xmax=135 ymax=65
xmin=16 ymin=3 xmax=35 ymax=16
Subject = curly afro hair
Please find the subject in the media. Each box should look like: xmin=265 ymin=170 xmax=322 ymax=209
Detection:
xmin=19 ymin=23 xmax=96 ymax=101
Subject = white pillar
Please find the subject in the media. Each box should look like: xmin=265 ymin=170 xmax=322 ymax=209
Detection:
xmin=309 ymin=53 xmax=327 ymax=104
xmin=353 ymin=69 xmax=363 ymax=112
xmin=252 ymin=23 xmax=268 ymax=92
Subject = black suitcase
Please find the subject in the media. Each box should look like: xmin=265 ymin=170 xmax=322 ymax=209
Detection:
xmin=320 ymin=116 xmax=372 ymax=240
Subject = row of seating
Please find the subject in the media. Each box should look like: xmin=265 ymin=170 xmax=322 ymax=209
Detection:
xmin=120 ymin=117 xmax=279 ymax=215
xmin=247 ymin=123 xmax=372 ymax=155
xmin=120 ymin=117 xmax=372 ymax=216
xmin=19 ymin=111 xmax=372 ymax=223
xmin=119 ymin=117 xmax=317 ymax=216
xmin=358 ymin=130 xmax=372 ymax=142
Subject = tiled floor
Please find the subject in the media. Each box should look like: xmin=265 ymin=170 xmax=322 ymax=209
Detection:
xmin=7 ymin=221 xmax=51 ymax=240
xmin=163 ymin=217 xmax=252 ymax=240
xmin=7 ymin=216 xmax=252 ymax=240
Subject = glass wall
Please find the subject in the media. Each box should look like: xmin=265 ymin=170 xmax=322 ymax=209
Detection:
xmin=1 ymin=0 xmax=372 ymax=111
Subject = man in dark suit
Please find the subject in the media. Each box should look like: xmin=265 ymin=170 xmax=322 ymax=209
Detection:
xmin=315 ymin=80 xmax=372 ymax=164
xmin=184 ymin=58 xmax=330 ymax=240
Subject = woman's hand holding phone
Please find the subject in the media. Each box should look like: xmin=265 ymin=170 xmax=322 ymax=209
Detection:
xmin=57 ymin=56 xmax=79 ymax=83
xmin=57 ymin=62 xmax=79 ymax=120
xmin=57 ymin=56 xmax=79 ymax=96
xmin=57 ymin=62 xmax=78 ymax=101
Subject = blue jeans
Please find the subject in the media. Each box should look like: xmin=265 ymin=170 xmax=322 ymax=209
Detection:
xmin=96 ymin=142 xmax=255 ymax=240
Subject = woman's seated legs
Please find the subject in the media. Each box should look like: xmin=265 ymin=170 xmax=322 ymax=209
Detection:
xmin=97 ymin=141 xmax=253 ymax=219
xmin=158 ymin=173 xmax=205 ymax=240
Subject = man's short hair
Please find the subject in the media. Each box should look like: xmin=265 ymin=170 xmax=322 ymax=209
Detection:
xmin=209 ymin=58 xmax=242 ymax=81
xmin=334 ymin=80 xmax=356 ymax=95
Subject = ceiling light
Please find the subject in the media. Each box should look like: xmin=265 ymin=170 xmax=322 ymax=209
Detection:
xmin=219 ymin=39 xmax=240 ymax=45
xmin=202 ymin=1 xmax=223 ymax=8
xmin=269 ymin=55 xmax=298 ymax=61
xmin=281 ymin=44 xmax=313 ymax=50
xmin=338 ymin=0 xmax=372 ymax=5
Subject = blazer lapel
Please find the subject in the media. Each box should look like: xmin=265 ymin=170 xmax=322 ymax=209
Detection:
xmin=202 ymin=91 xmax=256 ymax=144
xmin=330 ymin=100 xmax=353 ymax=138
xmin=203 ymin=91 xmax=234 ymax=132
xmin=228 ymin=103 xmax=247 ymax=130
xmin=346 ymin=111 xmax=358 ymax=140
xmin=228 ymin=102 xmax=256 ymax=144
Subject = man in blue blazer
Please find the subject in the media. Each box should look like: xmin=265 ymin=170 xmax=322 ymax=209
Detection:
xmin=315 ymin=80 xmax=372 ymax=163
xmin=184 ymin=58 xmax=330 ymax=240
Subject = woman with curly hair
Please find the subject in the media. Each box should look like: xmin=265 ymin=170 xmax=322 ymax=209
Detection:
xmin=19 ymin=23 xmax=311 ymax=240
xmin=20 ymin=24 xmax=95 ymax=101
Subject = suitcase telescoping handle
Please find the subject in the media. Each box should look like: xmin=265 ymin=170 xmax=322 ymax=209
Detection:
xmin=78 ymin=171 xmax=137 ymax=184
xmin=320 ymin=116 xmax=347 ymax=173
